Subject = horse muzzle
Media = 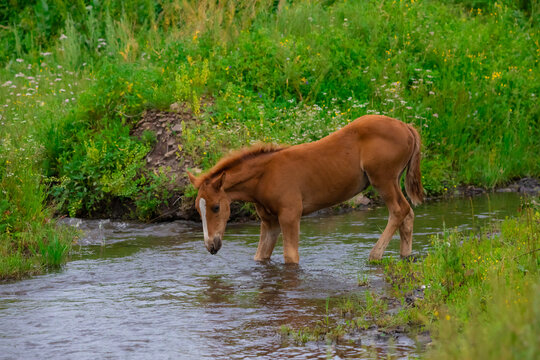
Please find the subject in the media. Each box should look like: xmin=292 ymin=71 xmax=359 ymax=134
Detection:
xmin=206 ymin=236 xmax=222 ymax=255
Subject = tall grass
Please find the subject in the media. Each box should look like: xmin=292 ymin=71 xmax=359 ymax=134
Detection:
xmin=0 ymin=0 xmax=539 ymax=277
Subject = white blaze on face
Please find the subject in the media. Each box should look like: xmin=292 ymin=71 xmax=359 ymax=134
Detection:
xmin=199 ymin=197 xmax=209 ymax=241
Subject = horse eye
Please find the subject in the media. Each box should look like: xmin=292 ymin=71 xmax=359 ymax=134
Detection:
xmin=211 ymin=204 xmax=220 ymax=213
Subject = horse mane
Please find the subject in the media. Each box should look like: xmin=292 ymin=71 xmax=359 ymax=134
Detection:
xmin=198 ymin=143 xmax=287 ymax=185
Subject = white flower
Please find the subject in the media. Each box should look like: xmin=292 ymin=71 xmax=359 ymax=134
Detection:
xmin=16 ymin=58 xmax=23 ymax=63
xmin=59 ymin=34 xmax=68 ymax=40
xmin=1 ymin=81 xmax=12 ymax=87
xmin=15 ymin=72 xmax=25 ymax=77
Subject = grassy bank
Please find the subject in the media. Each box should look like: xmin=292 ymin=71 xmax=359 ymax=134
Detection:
xmin=1 ymin=0 xmax=539 ymax=278
xmin=385 ymin=199 xmax=539 ymax=359
xmin=281 ymin=201 xmax=539 ymax=358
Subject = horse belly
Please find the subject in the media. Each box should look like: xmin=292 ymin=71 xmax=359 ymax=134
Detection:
xmin=301 ymin=168 xmax=368 ymax=215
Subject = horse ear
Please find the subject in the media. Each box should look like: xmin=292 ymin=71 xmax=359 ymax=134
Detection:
xmin=212 ymin=172 xmax=226 ymax=190
xmin=187 ymin=171 xmax=200 ymax=188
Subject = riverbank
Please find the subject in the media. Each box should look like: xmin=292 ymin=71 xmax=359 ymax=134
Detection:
xmin=280 ymin=199 xmax=539 ymax=359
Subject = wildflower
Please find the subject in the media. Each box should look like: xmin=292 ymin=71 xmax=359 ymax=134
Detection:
xmin=59 ymin=34 xmax=68 ymax=40
xmin=1 ymin=81 xmax=12 ymax=87
xmin=40 ymin=52 xmax=52 ymax=56
xmin=15 ymin=72 xmax=25 ymax=78
xmin=433 ymin=113 xmax=439 ymax=118
xmin=16 ymin=58 xmax=23 ymax=63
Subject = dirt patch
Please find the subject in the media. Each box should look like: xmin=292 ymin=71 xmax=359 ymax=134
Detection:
xmin=131 ymin=105 xmax=197 ymax=220
xmin=131 ymin=104 xmax=256 ymax=222
xmin=133 ymin=108 xmax=193 ymax=184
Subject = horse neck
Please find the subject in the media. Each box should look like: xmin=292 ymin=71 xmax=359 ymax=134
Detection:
xmin=223 ymin=155 xmax=272 ymax=202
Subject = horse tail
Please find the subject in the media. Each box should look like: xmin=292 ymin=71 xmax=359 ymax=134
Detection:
xmin=405 ymin=124 xmax=424 ymax=206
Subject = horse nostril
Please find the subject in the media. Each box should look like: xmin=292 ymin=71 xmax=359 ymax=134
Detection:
xmin=206 ymin=237 xmax=221 ymax=255
xmin=213 ymin=237 xmax=222 ymax=252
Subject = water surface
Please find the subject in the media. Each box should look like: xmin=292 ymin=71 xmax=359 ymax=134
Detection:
xmin=0 ymin=193 xmax=523 ymax=359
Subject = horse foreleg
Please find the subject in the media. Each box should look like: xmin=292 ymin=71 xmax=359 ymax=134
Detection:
xmin=399 ymin=208 xmax=414 ymax=258
xmin=278 ymin=209 xmax=301 ymax=264
xmin=254 ymin=219 xmax=280 ymax=261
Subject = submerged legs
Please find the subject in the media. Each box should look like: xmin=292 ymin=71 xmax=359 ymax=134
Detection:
xmin=254 ymin=204 xmax=280 ymax=261
xmin=399 ymin=208 xmax=414 ymax=258
xmin=279 ymin=208 xmax=302 ymax=264
xmin=254 ymin=219 xmax=280 ymax=261
xmin=253 ymin=203 xmax=301 ymax=264
xmin=368 ymin=179 xmax=412 ymax=261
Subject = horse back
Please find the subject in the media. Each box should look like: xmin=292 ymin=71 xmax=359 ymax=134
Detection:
xmin=254 ymin=115 xmax=415 ymax=215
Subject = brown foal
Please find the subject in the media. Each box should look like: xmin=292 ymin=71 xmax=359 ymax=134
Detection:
xmin=188 ymin=115 xmax=424 ymax=264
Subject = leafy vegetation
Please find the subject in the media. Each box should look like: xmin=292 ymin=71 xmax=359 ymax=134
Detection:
xmin=1 ymin=0 xmax=539 ymax=278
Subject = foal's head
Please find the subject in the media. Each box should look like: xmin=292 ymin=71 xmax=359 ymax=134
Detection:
xmin=188 ymin=172 xmax=231 ymax=255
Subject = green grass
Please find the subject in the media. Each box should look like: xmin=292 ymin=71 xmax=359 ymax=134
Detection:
xmin=382 ymin=200 xmax=540 ymax=359
xmin=1 ymin=0 xmax=539 ymax=278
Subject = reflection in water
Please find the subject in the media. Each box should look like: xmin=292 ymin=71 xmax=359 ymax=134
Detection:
xmin=199 ymin=275 xmax=236 ymax=305
xmin=0 ymin=193 xmax=524 ymax=359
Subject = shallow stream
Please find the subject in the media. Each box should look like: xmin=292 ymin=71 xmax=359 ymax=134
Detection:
xmin=0 ymin=193 xmax=523 ymax=359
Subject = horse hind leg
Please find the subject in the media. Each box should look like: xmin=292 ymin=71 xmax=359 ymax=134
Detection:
xmin=399 ymin=208 xmax=414 ymax=258
xmin=368 ymin=179 xmax=411 ymax=261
